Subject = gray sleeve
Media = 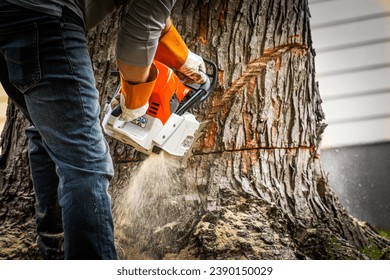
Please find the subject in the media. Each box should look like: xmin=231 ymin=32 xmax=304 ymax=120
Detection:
xmin=116 ymin=0 xmax=176 ymax=66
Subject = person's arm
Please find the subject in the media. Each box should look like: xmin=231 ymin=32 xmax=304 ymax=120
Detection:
xmin=115 ymin=1 xmax=206 ymax=122
xmin=116 ymin=18 xmax=173 ymax=85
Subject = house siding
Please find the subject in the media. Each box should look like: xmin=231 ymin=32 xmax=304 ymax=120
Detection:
xmin=310 ymin=0 xmax=390 ymax=229
xmin=309 ymin=0 xmax=390 ymax=148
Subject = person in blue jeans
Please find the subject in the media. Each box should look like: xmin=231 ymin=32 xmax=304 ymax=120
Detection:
xmin=0 ymin=0 xmax=206 ymax=259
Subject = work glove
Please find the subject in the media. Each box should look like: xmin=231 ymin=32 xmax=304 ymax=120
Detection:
xmin=154 ymin=24 xmax=207 ymax=85
xmin=119 ymin=94 xmax=149 ymax=122
xmin=178 ymin=50 xmax=207 ymax=84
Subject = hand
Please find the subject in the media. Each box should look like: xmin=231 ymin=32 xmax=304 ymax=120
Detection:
xmin=179 ymin=50 xmax=207 ymax=84
xmin=119 ymin=93 xmax=148 ymax=122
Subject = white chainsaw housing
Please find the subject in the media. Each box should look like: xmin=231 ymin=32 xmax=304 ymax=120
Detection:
xmin=102 ymin=103 xmax=200 ymax=156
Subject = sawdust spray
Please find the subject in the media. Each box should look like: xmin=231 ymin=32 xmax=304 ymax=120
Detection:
xmin=114 ymin=152 xmax=200 ymax=259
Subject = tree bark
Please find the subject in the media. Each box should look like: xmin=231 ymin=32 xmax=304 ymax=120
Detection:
xmin=0 ymin=102 xmax=36 ymax=259
xmin=1 ymin=0 xmax=389 ymax=260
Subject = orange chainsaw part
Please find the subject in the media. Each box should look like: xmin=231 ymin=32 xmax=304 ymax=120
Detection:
xmin=146 ymin=60 xmax=191 ymax=124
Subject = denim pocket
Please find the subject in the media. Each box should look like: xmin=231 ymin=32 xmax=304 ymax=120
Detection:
xmin=5 ymin=23 xmax=41 ymax=93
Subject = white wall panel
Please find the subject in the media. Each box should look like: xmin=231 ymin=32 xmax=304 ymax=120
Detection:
xmin=315 ymin=41 xmax=390 ymax=76
xmin=321 ymin=117 xmax=390 ymax=148
xmin=311 ymin=16 xmax=390 ymax=52
xmin=310 ymin=0 xmax=390 ymax=27
xmin=322 ymin=92 xmax=390 ymax=123
xmin=309 ymin=0 xmax=390 ymax=148
xmin=318 ymin=67 xmax=390 ymax=100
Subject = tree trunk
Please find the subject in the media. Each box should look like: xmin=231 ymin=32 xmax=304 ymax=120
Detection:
xmin=0 ymin=102 xmax=36 ymax=259
xmin=1 ymin=0 xmax=389 ymax=260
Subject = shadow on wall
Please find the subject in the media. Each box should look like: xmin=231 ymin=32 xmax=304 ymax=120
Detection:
xmin=321 ymin=142 xmax=390 ymax=230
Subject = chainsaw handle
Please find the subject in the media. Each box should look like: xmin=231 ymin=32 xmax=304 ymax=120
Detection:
xmin=199 ymin=58 xmax=218 ymax=103
xmin=175 ymin=57 xmax=218 ymax=116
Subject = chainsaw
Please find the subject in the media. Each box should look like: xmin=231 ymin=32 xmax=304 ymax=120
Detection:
xmin=102 ymin=58 xmax=218 ymax=156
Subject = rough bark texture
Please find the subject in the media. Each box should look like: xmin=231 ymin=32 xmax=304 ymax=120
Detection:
xmin=0 ymin=0 xmax=389 ymax=260
xmin=0 ymin=102 xmax=37 ymax=259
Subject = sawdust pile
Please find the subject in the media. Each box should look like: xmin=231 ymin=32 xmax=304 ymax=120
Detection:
xmin=114 ymin=152 xmax=201 ymax=259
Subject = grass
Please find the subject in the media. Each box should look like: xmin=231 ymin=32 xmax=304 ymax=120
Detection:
xmin=361 ymin=244 xmax=383 ymax=260
xmin=359 ymin=229 xmax=390 ymax=260
xmin=378 ymin=230 xmax=390 ymax=240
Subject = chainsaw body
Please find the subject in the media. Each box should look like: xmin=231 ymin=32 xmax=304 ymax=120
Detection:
xmin=102 ymin=59 xmax=217 ymax=156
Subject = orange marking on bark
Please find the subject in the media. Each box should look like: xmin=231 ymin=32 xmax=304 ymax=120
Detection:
xmin=275 ymin=56 xmax=281 ymax=71
xmin=218 ymin=70 xmax=224 ymax=86
xmin=272 ymin=126 xmax=277 ymax=138
xmin=250 ymin=149 xmax=258 ymax=165
xmin=241 ymin=150 xmax=248 ymax=175
xmin=202 ymin=121 xmax=217 ymax=150
xmin=199 ymin=5 xmax=209 ymax=45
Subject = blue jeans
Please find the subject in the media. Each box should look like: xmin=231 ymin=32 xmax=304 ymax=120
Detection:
xmin=0 ymin=1 xmax=117 ymax=259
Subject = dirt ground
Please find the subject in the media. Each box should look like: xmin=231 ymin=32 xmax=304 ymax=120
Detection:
xmin=0 ymin=220 xmax=41 ymax=260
